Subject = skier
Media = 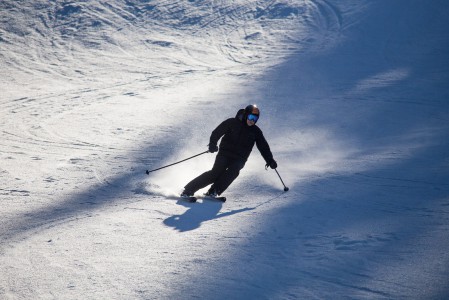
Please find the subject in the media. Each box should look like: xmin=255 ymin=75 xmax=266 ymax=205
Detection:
xmin=181 ymin=104 xmax=277 ymax=199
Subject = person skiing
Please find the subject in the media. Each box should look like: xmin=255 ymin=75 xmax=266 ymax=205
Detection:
xmin=181 ymin=104 xmax=277 ymax=199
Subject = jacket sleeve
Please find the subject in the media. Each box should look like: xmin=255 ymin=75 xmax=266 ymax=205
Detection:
xmin=209 ymin=118 xmax=232 ymax=146
xmin=255 ymin=129 xmax=274 ymax=163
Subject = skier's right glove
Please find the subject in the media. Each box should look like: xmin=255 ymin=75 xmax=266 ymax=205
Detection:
xmin=208 ymin=144 xmax=218 ymax=153
xmin=265 ymin=159 xmax=277 ymax=169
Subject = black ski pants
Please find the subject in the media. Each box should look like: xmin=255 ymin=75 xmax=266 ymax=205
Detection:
xmin=184 ymin=154 xmax=245 ymax=195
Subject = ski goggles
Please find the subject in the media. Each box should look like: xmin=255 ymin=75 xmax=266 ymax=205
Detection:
xmin=247 ymin=114 xmax=259 ymax=122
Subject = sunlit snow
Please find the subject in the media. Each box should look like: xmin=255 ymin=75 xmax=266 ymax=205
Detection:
xmin=1 ymin=1 xmax=448 ymax=299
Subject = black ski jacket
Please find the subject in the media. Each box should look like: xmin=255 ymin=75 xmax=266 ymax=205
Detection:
xmin=209 ymin=115 xmax=274 ymax=163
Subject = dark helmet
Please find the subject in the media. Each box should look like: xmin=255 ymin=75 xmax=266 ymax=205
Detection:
xmin=243 ymin=104 xmax=260 ymax=122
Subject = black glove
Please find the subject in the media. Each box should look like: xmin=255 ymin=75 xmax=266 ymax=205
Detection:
xmin=208 ymin=144 xmax=218 ymax=153
xmin=265 ymin=159 xmax=277 ymax=169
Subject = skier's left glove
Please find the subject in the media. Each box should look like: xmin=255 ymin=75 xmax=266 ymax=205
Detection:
xmin=265 ymin=159 xmax=277 ymax=169
xmin=208 ymin=144 xmax=218 ymax=153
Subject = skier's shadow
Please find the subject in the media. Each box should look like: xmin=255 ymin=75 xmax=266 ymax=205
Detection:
xmin=163 ymin=200 xmax=254 ymax=232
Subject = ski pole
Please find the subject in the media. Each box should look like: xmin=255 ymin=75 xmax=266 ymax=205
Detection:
xmin=145 ymin=150 xmax=209 ymax=174
xmin=275 ymin=169 xmax=289 ymax=191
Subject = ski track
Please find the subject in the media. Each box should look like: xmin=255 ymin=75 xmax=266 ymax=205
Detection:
xmin=1 ymin=0 xmax=449 ymax=299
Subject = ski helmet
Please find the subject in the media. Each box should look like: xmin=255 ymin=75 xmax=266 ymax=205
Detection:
xmin=244 ymin=104 xmax=260 ymax=123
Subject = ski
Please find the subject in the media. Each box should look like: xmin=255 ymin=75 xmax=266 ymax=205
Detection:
xmin=203 ymin=195 xmax=227 ymax=202
xmin=180 ymin=196 xmax=197 ymax=203
xmin=179 ymin=195 xmax=226 ymax=203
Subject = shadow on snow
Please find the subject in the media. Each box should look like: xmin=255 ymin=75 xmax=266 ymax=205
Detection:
xmin=163 ymin=199 xmax=255 ymax=232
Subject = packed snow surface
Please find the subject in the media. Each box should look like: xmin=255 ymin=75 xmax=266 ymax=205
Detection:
xmin=1 ymin=0 xmax=449 ymax=299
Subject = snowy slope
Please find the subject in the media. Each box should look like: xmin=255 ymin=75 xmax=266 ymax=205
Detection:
xmin=1 ymin=0 xmax=449 ymax=299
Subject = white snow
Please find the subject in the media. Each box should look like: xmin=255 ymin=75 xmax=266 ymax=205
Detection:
xmin=1 ymin=0 xmax=449 ymax=299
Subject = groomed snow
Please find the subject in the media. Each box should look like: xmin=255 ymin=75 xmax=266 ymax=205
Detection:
xmin=1 ymin=0 xmax=448 ymax=299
